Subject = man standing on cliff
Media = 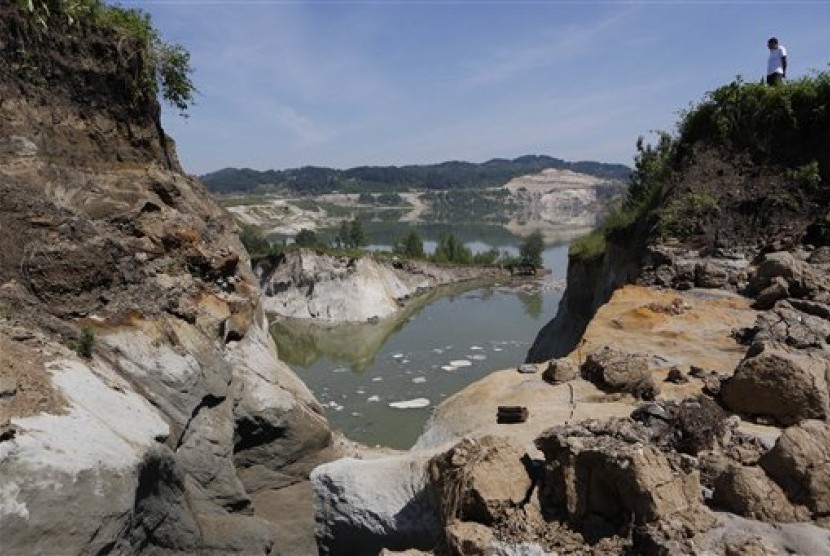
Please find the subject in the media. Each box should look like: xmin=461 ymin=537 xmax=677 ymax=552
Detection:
xmin=766 ymin=37 xmax=787 ymax=85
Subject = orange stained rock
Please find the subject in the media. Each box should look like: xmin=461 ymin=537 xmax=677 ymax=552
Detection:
xmin=572 ymin=285 xmax=756 ymax=378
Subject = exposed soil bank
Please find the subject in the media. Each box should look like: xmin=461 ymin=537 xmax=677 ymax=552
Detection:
xmin=257 ymin=248 xmax=514 ymax=324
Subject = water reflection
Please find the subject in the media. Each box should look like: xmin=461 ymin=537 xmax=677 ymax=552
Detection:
xmin=517 ymin=291 xmax=544 ymax=319
xmin=271 ymin=280 xmax=496 ymax=371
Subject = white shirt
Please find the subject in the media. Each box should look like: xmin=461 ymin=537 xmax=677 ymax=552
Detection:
xmin=768 ymin=45 xmax=787 ymax=75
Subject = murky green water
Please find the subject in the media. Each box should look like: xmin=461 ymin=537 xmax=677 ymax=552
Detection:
xmin=270 ymin=246 xmax=568 ymax=449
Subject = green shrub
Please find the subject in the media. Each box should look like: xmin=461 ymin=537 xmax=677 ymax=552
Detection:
xmin=17 ymin=0 xmax=196 ymax=116
xmin=788 ymin=160 xmax=821 ymax=189
xmin=472 ymin=247 xmax=500 ymax=266
xmin=677 ymin=73 xmax=830 ymax=175
xmin=294 ymin=228 xmax=319 ymax=248
xmin=570 ymin=230 xmax=606 ymax=260
xmin=658 ymin=193 xmax=719 ymax=239
xmin=67 ymin=327 xmax=95 ymax=358
xmin=239 ymin=224 xmax=274 ymax=257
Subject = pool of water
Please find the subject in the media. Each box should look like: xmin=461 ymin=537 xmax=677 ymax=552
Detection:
xmin=270 ymin=245 xmax=568 ymax=449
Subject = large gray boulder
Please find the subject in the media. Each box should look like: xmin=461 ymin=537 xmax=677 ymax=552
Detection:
xmin=311 ymin=453 xmax=442 ymax=555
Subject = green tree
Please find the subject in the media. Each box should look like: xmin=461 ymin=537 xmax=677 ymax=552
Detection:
xmin=433 ymin=232 xmax=471 ymax=264
xmin=472 ymin=247 xmax=500 ymax=265
xmin=394 ymin=230 xmax=425 ymax=259
xmin=334 ymin=220 xmax=350 ymax=248
xmin=348 ymin=217 xmax=367 ymax=248
xmin=294 ymin=228 xmax=318 ymax=247
xmin=239 ymin=224 xmax=271 ymax=256
xmin=520 ymin=230 xmax=544 ymax=268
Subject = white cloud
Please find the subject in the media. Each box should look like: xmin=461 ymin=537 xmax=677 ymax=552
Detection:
xmin=274 ymin=104 xmax=333 ymax=144
xmin=461 ymin=5 xmax=639 ymax=86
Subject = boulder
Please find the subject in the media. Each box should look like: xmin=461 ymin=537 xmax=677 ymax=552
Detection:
xmin=787 ymin=298 xmax=830 ymax=320
xmin=700 ymin=513 xmax=830 ymax=555
xmin=711 ymin=464 xmax=809 ymax=522
xmin=665 ymin=366 xmax=689 ymax=384
xmin=581 ymin=346 xmax=659 ymax=400
xmin=631 ymin=397 xmax=728 ymax=455
xmin=748 ymin=252 xmax=801 ymax=294
xmin=760 ymin=420 xmax=830 ymax=517
xmin=695 ymin=261 xmax=730 ymax=289
xmin=310 ymin=453 xmax=442 ymax=555
xmin=752 ymin=304 xmax=830 ymax=349
xmin=809 ymin=246 xmax=830 ymax=264
xmin=428 ymin=436 xmax=532 ymax=526
xmin=534 ymin=419 xmax=713 ymax=543
xmin=444 ymin=521 xmax=494 ymax=556
xmin=751 ymin=276 xmax=789 ymax=310
xmin=719 ymin=342 xmax=830 ymax=425
xmin=542 ymin=358 xmax=578 ymax=384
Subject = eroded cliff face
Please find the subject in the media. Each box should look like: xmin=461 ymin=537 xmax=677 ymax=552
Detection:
xmin=526 ymin=229 xmax=646 ymax=363
xmin=0 ymin=7 xmax=334 ymax=553
xmin=257 ymin=249 xmax=505 ymax=324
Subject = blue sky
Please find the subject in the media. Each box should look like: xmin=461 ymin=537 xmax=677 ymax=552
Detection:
xmin=133 ymin=1 xmax=830 ymax=174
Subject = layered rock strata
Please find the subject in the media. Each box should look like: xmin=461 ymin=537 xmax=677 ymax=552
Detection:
xmin=0 ymin=6 xmax=335 ymax=553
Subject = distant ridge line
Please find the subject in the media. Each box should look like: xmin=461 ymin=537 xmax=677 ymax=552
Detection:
xmin=200 ymin=155 xmax=632 ymax=195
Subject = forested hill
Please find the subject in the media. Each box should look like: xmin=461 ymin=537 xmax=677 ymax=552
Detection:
xmin=200 ymin=155 xmax=631 ymax=195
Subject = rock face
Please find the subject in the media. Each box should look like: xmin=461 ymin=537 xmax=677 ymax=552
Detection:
xmin=0 ymin=6 xmax=334 ymax=553
xmin=257 ymin=249 xmax=501 ymax=323
xmin=504 ymin=169 xmax=625 ymax=238
xmin=526 ymin=232 xmax=646 ymax=363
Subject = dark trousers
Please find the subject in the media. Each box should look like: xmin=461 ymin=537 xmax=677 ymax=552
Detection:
xmin=766 ymin=73 xmax=784 ymax=86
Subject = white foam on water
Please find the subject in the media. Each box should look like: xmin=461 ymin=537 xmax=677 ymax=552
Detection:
xmin=371 ymin=377 xmax=383 ymax=382
xmin=392 ymin=353 xmax=404 ymax=359
xmin=441 ymin=365 xmax=456 ymax=372
xmin=412 ymin=377 xmax=427 ymax=384
xmin=367 ymin=395 xmax=380 ymax=402
xmin=470 ymin=346 xmax=483 ymax=350
xmin=471 ymin=354 xmax=487 ymax=361
xmin=450 ymin=359 xmax=472 ymax=368
xmin=388 ymin=398 xmax=430 ymax=409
